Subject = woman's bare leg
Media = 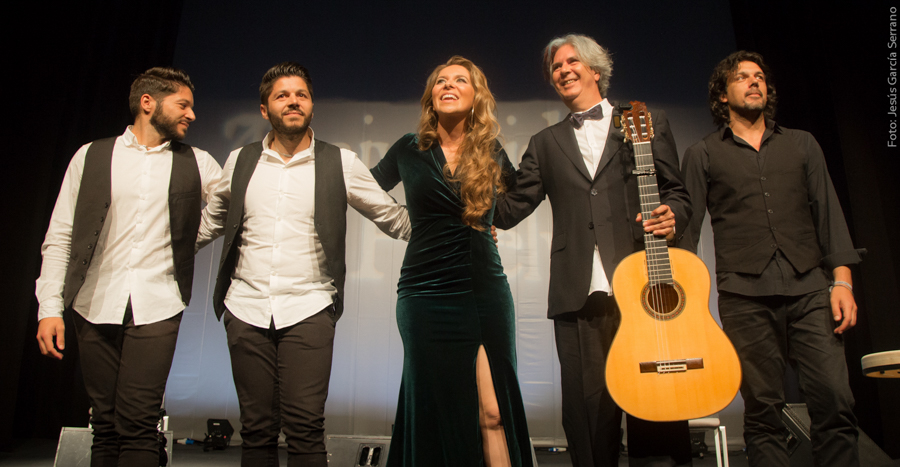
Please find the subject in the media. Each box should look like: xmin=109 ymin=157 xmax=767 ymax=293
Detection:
xmin=476 ymin=345 xmax=511 ymax=467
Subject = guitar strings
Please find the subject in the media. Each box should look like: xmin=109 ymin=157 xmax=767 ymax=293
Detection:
xmin=630 ymin=117 xmax=663 ymax=364
xmin=635 ymin=136 xmax=671 ymax=365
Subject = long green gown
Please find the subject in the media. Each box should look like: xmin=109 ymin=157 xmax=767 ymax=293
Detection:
xmin=371 ymin=134 xmax=533 ymax=467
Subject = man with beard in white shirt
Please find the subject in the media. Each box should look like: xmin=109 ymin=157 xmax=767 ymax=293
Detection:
xmin=197 ymin=62 xmax=410 ymax=467
xmin=35 ymin=67 xmax=222 ymax=467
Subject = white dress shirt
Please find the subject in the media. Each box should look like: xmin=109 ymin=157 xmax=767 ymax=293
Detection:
xmin=36 ymin=127 xmax=223 ymax=325
xmin=197 ymin=130 xmax=411 ymax=330
xmin=572 ymin=99 xmax=614 ymax=295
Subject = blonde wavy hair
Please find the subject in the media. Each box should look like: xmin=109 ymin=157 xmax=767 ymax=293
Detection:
xmin=417 ymin=56 xmax=503 ymax=231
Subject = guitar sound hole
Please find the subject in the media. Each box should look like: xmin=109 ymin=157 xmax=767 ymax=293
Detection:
xmin=641 ymin=282 xmax=685 ymax=320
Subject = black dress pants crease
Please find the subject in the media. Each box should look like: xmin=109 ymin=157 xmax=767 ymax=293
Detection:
xmin=554 ymin=292 xmax=692 ymax=467
xmin=72 ymin=303 xmax=182 ymax=467
xmin=224 ymin=307 xmax=335 ymax=467
xmin=718 ymin=290 xmax=858 ymax=467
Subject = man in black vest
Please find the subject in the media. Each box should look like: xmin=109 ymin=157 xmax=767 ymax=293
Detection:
xmin=494 ymin=34 xmax=693 ymax=466
xmin=196 ymin=62 xmax=410 ymax=467
xmin=35 ymin=68 xmax=222 ymax=467
xmin=680 ymin=51 xmax=863 ymax=467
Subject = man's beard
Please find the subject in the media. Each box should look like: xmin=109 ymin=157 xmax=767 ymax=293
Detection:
xmin=731 ymin=93 xmax=767 ymax=121
xmin=150 ymin=105 xmax=186 ymax=142
xmin=743 ymin=96 xmax=766 ymax=112
xmin=269 ymin=107 xmax=311 ymax=138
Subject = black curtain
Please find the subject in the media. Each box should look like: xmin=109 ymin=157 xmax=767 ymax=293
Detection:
xmin=1 ymin=0 xmax=184 ymax=449
xmin=729 ymin=0 xmax=900 ymax=458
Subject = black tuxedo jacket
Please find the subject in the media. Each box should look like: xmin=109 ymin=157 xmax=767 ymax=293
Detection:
xmin=494 ymin=106 xmax=691 ymax=318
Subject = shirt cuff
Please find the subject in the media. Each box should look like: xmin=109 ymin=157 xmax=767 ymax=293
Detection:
xmin=37 ymin=299 xmax=66 ymax=321
xmin=822 ymin=248 xmax=866 ymax=271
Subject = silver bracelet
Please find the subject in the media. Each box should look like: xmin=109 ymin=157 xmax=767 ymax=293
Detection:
xmin=829 ymin=281 xmax=853 ymax=294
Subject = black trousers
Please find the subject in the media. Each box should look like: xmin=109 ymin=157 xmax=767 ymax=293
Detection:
xmin=224 ymin=307 xmax=336 ymax=467
xmin=554 ymin=292 xmax=692 ymax=467
xmin=72 ymin=304 xmax=182 ymax=467
xmin=718 ymin=290 xmax=858 ymax=467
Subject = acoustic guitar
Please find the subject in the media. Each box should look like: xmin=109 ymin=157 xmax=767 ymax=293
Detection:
xmin=605 ymin=101 xmax=741 ymax=421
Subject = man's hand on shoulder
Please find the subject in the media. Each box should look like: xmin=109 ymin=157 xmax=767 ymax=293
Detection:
xmin=636 ymin=204 xmax=676 ymax=239
xmin=36 ymin=317 xmax=65 ymax=360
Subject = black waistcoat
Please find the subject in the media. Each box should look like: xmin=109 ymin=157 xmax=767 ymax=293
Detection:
xmin=704 ymin=131 xmax=821 ymax=275
xmin=63 ymin=137 xmax=202 ymax=308
xmin=212 ymin=140 xmax=348 ymax=321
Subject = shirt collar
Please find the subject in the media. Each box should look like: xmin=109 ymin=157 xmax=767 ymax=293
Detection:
xmin=720 ymin=118 xmax=781 ymax=141
xmin=262 ymin=128 xmax=316 ymax=162
xmin=122 ymin=126 xmax=173 ymax=153
xmin=572 ymin=99 xmax=611 ymax=116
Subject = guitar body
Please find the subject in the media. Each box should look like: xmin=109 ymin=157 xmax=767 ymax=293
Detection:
xmin=606 ymin=247 xmax=741 ymax=421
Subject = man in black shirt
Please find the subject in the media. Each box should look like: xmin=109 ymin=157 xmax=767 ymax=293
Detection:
xmin=681 ymin=51 xmax=863 ymax=467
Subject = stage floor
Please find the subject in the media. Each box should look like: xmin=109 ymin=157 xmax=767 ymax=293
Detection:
xmin=1 ymin=437 xmax=750 ymax=467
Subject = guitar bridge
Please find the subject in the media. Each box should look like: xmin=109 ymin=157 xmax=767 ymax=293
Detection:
xmin=639 ymin=358 xmax=704 ymax=374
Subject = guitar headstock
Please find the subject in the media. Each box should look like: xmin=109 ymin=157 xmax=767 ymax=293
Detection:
xmin=622 ymin=101 xmax=654 ymax=143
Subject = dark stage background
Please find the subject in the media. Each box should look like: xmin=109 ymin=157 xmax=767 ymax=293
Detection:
xmin=3 ymin=0 xmax=898 ymax=458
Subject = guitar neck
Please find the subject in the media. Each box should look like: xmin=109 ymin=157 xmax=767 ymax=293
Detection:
xmin=634 ymin=141 xmax=673 ymax=286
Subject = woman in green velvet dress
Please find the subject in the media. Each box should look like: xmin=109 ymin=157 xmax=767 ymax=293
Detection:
xmin=371 ymin=56 xmax=533 ymax=467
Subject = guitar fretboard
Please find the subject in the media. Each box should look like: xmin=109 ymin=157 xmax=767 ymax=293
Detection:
xmin=634 ymin=141 xmax=673 ymax=286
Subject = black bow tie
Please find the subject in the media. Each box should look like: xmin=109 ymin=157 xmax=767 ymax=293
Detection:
xmin=568 ymin=105 xmax=604 ymax=129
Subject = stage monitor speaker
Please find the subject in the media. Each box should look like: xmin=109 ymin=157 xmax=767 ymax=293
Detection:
xmin=327 ymin=435 xmax=391 ymax=466
xmin=781 ymin=403 xmax=894 ymax=467
xmin=53 ymin=427 xmax=175 ymax=467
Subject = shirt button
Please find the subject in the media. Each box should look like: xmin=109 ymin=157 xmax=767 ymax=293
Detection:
xmin=760 ymin=177 xmax=767 ymax=181
xmin=588 ymin=222 xmax=594 ymax=230
xmin=81 ymin=260 xmax=87 ymax=265
xmin=771 ymin=227 xmax=777 ymax=231
xmin=764 ymin=192 xmax=770 ymax=197
xmin=767 ymin=209 xmax=774 ymax=213
xmin=771 ymin=244 xmax=777 ymax=248
xmin=591 ymin=189 xmax=598 ymax=196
